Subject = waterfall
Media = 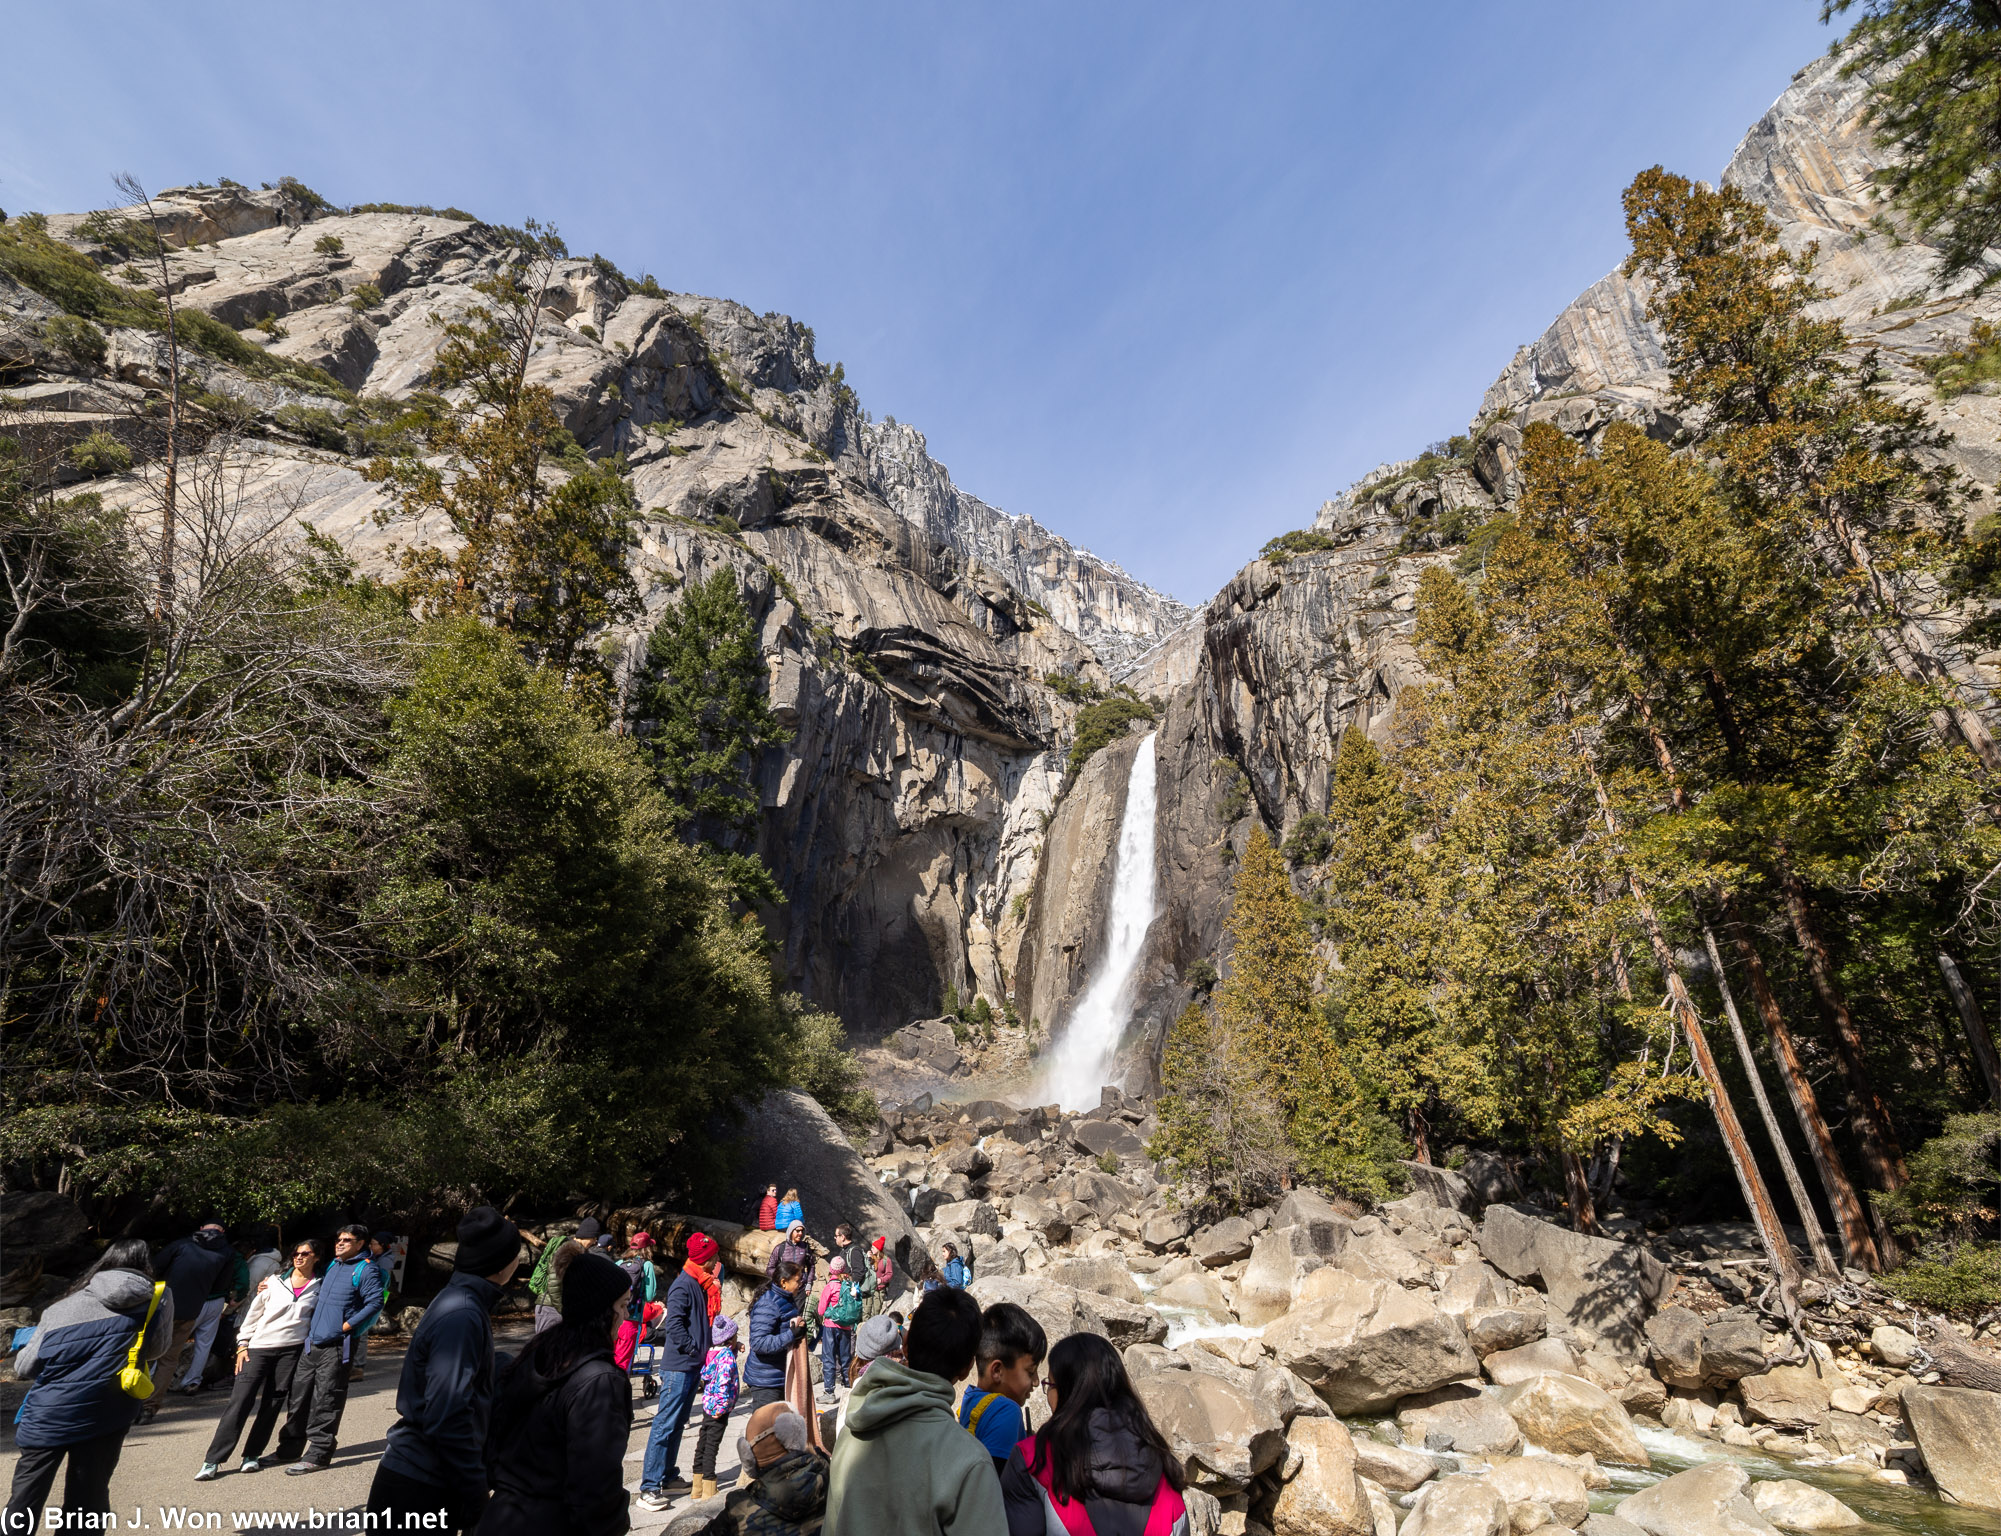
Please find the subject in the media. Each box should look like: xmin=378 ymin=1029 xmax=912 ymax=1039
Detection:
xmin=1042 ymin=734 xmax=1159 ymax=1109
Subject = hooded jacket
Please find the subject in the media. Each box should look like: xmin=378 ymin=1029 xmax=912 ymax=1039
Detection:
xmin=155 ymin=1229 xmax=234 ymax=1318
xmin=659 ymin=1266 xmax=713 ymax=1375
xmin=305 ymin=1253 xmax=384 ymax=1349
xmin=999 ymin=1410 xmax=1189 ymax=1536
xmin=13 ymin=1268 xmax=175 ymax=1448
xmin=236 ymin=1272 xmax=321 ymax=1351
xmin=379 ymin=1271 xmax=505 ymax=1498
xmin=478 ymin=1339 xmax=632 ymax=1536
xmin=706 ymin=1447 xmax=829 ymax=1536
xmin=826 ymin=1358 xmax=1008 ymax=1536
xmin=743 ymin=1285 xmax=801 ymax=1392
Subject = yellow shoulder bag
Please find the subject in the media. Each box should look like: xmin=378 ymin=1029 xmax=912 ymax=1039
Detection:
xmin=117 ymin=1283 xmax=166 ymax=1399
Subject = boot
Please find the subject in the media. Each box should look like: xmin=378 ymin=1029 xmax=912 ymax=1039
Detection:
xmin=694 ymin=1475 xmax=715 ymax=1500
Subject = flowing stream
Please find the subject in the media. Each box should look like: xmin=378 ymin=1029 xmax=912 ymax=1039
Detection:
xmin=1042 ymin=733 xmax=1158 ymax=1110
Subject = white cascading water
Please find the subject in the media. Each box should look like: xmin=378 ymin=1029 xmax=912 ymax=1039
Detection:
xmin=1042 ymin=733 xmax=1159 ymax=1109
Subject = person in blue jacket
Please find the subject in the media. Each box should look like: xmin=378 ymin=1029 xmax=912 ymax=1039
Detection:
xmin=741 ymin=1261 xmax=809 ymax=1415
xmin=774 ymin=1188 xmax=804 ymax=1232
xmin=276 ymin=1223 xmax=383 ymax=1475
xmin=941 ymin=1243 xmax=971 ymax=1290
xmin=4 ymin=1239 xmax=173 ymax=1529
xmin=363 ymin=1206 xmax=522 ymax=1534
xmin=635 ymin=1233 xmax=721 ymax=1511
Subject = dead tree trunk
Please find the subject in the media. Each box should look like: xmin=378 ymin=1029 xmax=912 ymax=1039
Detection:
xmin=1937 ymin=951 xmax=2001 ymax=1108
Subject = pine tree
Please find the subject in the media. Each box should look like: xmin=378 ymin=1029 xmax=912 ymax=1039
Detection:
xmin=1148 ymin=1002 xmax=1285 ymax=1211
xmin=369 ymin=222 xmax=638 ymax=680
xmin=632 ymin=567 xmax=792 ymax=903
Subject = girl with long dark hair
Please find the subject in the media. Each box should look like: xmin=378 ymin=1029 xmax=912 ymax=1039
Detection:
xmin=1000 ymin=1332 xmax=1189 ymax=1536
xmin=742 ymin=1261 xmax=807 ymax=1412
xmin=478 ymin=1251 xmax=633 ymax=1536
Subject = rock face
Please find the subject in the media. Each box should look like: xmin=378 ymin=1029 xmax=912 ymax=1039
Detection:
xmin=731 ymin=1090 xmax=930 ymax=1275
xmin=1901 ymin=1384 xmax=2001 ymax=1513
xmin=1264 ymin=1269 xmax=1480 ymax=1415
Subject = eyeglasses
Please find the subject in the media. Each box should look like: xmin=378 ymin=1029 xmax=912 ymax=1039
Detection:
xmin=292 ymin=1249 xmax=315 ymax=1259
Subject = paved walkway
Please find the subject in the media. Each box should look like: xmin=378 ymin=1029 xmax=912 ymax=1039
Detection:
xmin=0 ymin=1337 xmax=771 ymax=1532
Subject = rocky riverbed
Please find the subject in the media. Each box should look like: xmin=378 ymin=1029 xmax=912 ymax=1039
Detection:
xmin=841 ymin=1087 xmax=2001 ymax=1535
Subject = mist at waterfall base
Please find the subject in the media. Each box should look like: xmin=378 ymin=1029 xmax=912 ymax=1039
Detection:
xmin=1041 ymin=734 xmax=1159 ymax=1110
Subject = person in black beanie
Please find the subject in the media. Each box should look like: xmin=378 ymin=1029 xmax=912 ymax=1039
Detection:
xmin=364 ymin=1206 xmax=522 ymax=1535
xmin=479 ymin=1251 xmax=634 ymax=1536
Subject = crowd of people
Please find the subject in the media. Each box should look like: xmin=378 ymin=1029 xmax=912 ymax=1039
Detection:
xmin=5 ymin=1190 xmax=1195 ymax=1536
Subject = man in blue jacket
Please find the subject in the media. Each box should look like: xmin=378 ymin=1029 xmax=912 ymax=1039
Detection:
xmin=364 ymin=1206 xmax=522 ymax=1534
xmin=277 ymin=1223 xmax=383 ymax=1475
xmin=635 ymin=1231 xmax=720 ymax=1511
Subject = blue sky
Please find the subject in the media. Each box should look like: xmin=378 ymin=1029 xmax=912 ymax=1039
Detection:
xmin=1 ymin=3 xmax=1835 ymax=604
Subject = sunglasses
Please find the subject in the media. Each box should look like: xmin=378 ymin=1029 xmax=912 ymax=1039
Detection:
xmin=292 ymin=1249 xmax=315 ymax=1259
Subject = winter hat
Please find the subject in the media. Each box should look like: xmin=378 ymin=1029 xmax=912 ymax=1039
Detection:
xmin=455 ymin=1206 xmax=522 ymax=1276
xmin=560 ymin=1251 xmax=631 ymax=1324
xmin=870 ymin=1236 xmax=886 ymax=1252
xmin=787 ymin=1220 xmax=805 ymax=1241
xmin=855 ymin=1314 xmax=902 ymax=1363
xmin=574 ymin=1217 xmax=603 ymax=1244
xmin=712 ymin=1315 xmax=738 ymax=1344
xmin=372 ymin=1230 xmax=397 ymax=1248
xmin=686 ymin=1232 xmax=719 ymax=1266
xmin=828 ymin=1257 xmax=847 ymax=1276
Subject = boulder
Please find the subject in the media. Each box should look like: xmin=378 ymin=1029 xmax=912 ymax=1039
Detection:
xmin=1142 ymin=1210 xmax=1193 ymax=1251
xmin=1066 ymin=1169 xmax=1134 ymax=1222
xmin=1352 ymin=1434 xmax=1439 ymax=1492
xmin=1399 ymin=1160 xmax=1476 ymax=1214
xmin=967 ymin=1276 xmax=1101 ymax=1350
xmin=1270 ymin=1418 xmax=1374 ymax=1536
xmin=1131 ymin=1363 xmax=1287 ymax=1489
xmin=1397 ymin=1391 xmax=1523 ymax=1456
xmin=1072 ymin=1119 xmax=1146 ymax=1161
xmin=1438 ymin=1260 xmax=1511 ymax=1316
xmin=1154 ymin=1271 xmax=1235 ymax=1318
xmin=1239 ymin=1223 xmax=1340 ymax=1327
xmin=1481 ymin=1337 xmax=1581 ymax=1386
xmin=1362 ymin=1480 xmax=1399 ymax=1536
xmin=1252 ymin=1363 xmax=1330 ymax=1425
xmin=1400 ymin=1474 xmax=1510 ymax=1536
xmin=1484 ymin=1457 xmax=1589 ymax=1528
xmin=1090 ymin=1291 xmax=1169 ymax=1350
xmin=1465 ymin=1306 xmax=1546 ymax=1357
xmin=1614 ymin=1463 xmax=1779 ymax=1536
xmin=1194 ymin=1216 xmax=1255 ymax=1268
xmin=1478 ymin=1205 xmax=1666 ymax=1351
xmin=1043 ymin=1256 xmax=1143 ymax=1303
xmin=1902 ymin=1384 xmax=2001 ymax=1513
xmin=1275 ymin=1189 xmax=1360 ymax=1257
xmin=885 ymin=1017 xmax=967 ymax=1077
xmin=1264 ymin=1269 xmax=1480 ymax=1415
xmin=1340 ymin=1229 xmax=1432 ymax=1287
xmin=939 ymin=1141 xmax=994 ymax=1180
xmin=734 ymin=1089 xmax=930 ymax=1275
xmin=1644 ymin=1307 xmax=1706 ymax=1390
xmin=1745 ymin=1479 xmax=1863 ymax=1530
xmin=0 ymin=1193 xmax=94 ymax=1280
xmin=930 ymin=1199 xmax=1001 ymax=1238
xmin=1870 ymin=1323 xmax=1920 ymax=1369
xmin=1699 ymin=1312 xmax=1769 ymax=1382
xmin=1736 ymin=1363 xmax=1830 ymax=1430
xmin=1580 ymin=1519 xmax=1648 ymax=1536
xmin=1494 ymin=1372 xmax=1650 ymax=1467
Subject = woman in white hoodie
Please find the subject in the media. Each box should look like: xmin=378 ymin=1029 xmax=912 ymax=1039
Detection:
xmin=196 ymin=1238 xmax=322 ymax=1480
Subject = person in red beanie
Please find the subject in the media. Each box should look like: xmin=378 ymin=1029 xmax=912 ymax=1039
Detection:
xmin=636 ymin=1232 xmax=723 ymax=1510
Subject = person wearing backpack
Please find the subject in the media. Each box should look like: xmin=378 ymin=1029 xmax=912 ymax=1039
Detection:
xmin=614 ymin=1231 xmax=659 ymax=1372
xmin=276 ymin=1223 xmax=383 ymax=1476
xmin=5 ymin=1239 xmax=173 ymax=1529
xmin=999 ymin=1333 xmax=1189 ymax=1536
xmin=196 ymin=1237 xmax=323 ymax=1480
xmin=815 ymin=1258 xmax=863 ymax=1403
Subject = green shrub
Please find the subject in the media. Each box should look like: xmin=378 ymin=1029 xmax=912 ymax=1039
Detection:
xmin=1186 ymin=958 xmax=1219 ymax=994
xmin=1215 ymin=759 xmax=1251 ymax=823
xmin=252 ymin=314 xmax=288 ymax=339
xmin=350 ymin=202 xmax=477 ymax=221
xmin=1009 ymin=892 xmax=1028 ymax=923
xmin=1282 ymin=813 xmax=1333 ymax=865
xmin=1923 ymin=320 xmax=2001 ymax=397
xmin=42 ymin=314 xmax=107 ymax=370
xmin=268 ymin=177 xmax=331 ymax=214
xmin=1097 ymin=1151 xmax=1121 ymax=1175
xmin=1066 ymin=696 xmax=1158 ymax=777
xmin=969 ymin=995 xmax=993 ymax=1027
xmin=1881 ymin=1243 xmax=2001 ymax=1312
xmin=1261 ymin=529 xmax=1336 ymax=565
xmin=75 ymin=210 xmax=157 ymax=257
xmin=275 ymin=404 xmax=349 ymax=450
xmin=313 ymin=234 xmax=345 ymax=255
xmin=348 ymin=283 xmax=383 ymax=312
xmin=781 ymin=998 xmax=877 ymax=1132
xmin=943 ymin=982 xmax=960 ymax=1018
xmin=1044 ymin=669 xmax=1103 ymax=702
xmin=68 ymin=430 xmax=132 ymax=477
xmin=1882 ymin=1111 xmax=2001 ymax=1245
xmin=578 ymin=323 xmax=600 ymax=342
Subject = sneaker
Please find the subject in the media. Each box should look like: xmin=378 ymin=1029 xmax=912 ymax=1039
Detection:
xmin=239 ymin=1459 xmax=263 ymax=1474
xmin=284 ymin=1460 xmax=326 ymax=1477
xmin=660 ymin=1475 xmax=692 ymax=1494
xmin=634 ymin=1491 xmax=672 ymax=1513
xmin=194 ymin=1464 xmax=220 ymax=1483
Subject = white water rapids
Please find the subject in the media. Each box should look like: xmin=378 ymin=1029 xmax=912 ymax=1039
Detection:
xmin=1042 ymin=733 xmax=1158 ymax=1110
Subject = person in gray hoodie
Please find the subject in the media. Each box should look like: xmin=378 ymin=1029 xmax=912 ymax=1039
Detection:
xmin=826 ymin=1288 xmax=1006 ymax=1536
xmin=5 ymin=1239 xmax=173 ymax=1529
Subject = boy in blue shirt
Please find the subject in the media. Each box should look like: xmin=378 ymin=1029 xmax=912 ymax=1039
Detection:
xmin=957 ymin=1301 xmax=1047 ymax=1472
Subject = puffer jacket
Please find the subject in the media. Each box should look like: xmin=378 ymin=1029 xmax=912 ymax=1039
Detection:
xmin=236 ymin=1272 xmax=321 ymax=1351
xmin=478 ymin=1344 xmax=633 ymax=1536
xmin=742 ymin=1286 xmax=800 ymax=1392
xmin=13 ymin=1268 xmax=174 ymax=1448
xmin=701 ymin=1447 xmax=828 ymax=1536
xmin=1000 ymin=1410 xmax=1189 ymax=1536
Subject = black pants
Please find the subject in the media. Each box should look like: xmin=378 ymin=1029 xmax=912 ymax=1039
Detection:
xmin=366 ymin=1465 xmax=485 ymax=1536
xmin=3 ymin=1431 xmax=126 ymax=1533
xmin=744 ymin=1384 xmax=784 ymax=1412
xmin=277 ymin=1340 xmax=350 ymax=1465
xmin=692 ymin=1413 xmax=731 ymax=1477
xmin=205 ymin=1345 xmax=303 ymax=1464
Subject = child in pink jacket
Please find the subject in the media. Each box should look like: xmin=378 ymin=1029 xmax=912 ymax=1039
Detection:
xmin=815 ymin=1257 xmax=863 ymax=1402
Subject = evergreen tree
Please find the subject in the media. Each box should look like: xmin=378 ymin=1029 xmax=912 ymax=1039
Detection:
xmin=632 ymin=566 xmax=792 ymax=902
xmin=368 ymin=222 xmax=639 ymax=680
xmin=1148 ymin=1002 xmax=1285 ymax=1211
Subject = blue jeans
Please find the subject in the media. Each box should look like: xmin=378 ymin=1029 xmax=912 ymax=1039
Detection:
xmin=821 ymin=1327 xmax=852 ymax=1394
xmin=641 ymin=1370 xmax=699 ymax=1493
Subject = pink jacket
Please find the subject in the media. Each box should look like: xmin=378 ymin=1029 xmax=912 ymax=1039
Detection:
xmin=816 ymin=1279 xmax=854 ymax=1329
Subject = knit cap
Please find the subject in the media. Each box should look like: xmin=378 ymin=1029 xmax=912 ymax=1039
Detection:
xmin=455 ymin=1206 xmax=521 ymax=1276
xmin=712 ymin=1314 xmax=738 ymax=1344
xmin=574 ymin=1216 xmax=603 ymax=1244
xmin=855 ymin=1314 xmax=902 ymax=1362
xmin=561 ymin=1250 xmax=631 ymax=1324
xmin=687 ymin=1232 xmax=719 ymax=1265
